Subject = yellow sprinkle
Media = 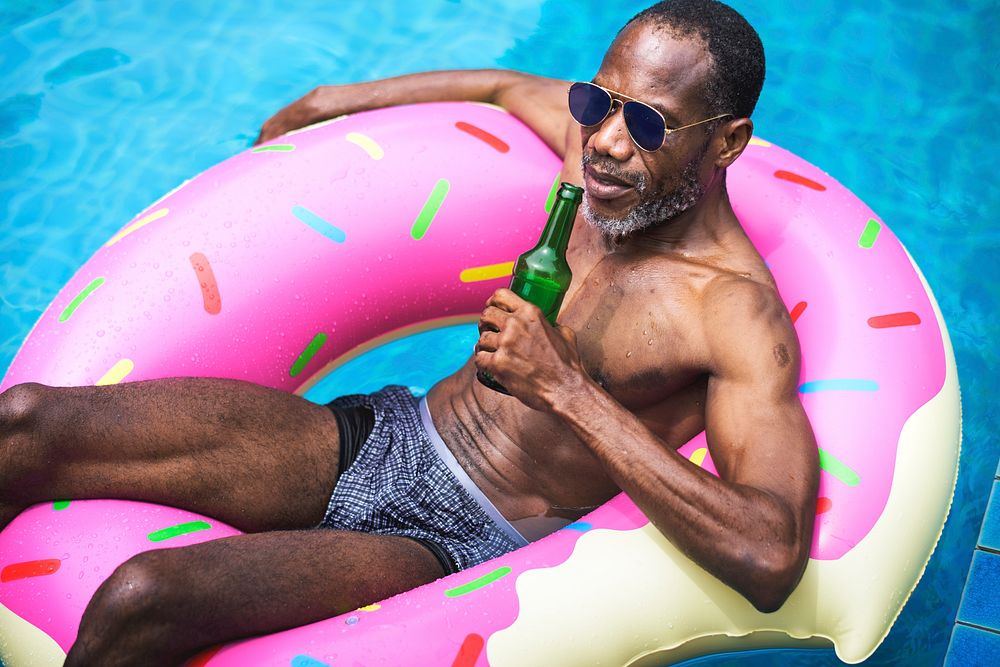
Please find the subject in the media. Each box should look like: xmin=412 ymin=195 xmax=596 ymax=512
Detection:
xmin=689 ymin=447 xmax=708 ymax=467
xmin=358 ymin=604 xmax=381 ymax=612
xmin=459 ymin=261 xmax=515 ymax=283
xmin=105 ymin=208 xmax=169 ymax=246
xmin=345 ymin=132 xmax=384 ymax=160
xmin=96 ymin=358 xmax=134 ymax=386
xmin=748 ymin=137 xmax=771 ymax=147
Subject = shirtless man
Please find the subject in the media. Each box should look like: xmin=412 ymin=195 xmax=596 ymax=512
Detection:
xmin=0 ymin=1 xmax=817 ymax=664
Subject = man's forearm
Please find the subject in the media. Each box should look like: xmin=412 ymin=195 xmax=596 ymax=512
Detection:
xmin=256 ymin=69 xmax=570 ymax=150
xmin=310 ymin=70 xmax=520 ymax=117
xmin=546 ymin=378 xmax=806 ymax=612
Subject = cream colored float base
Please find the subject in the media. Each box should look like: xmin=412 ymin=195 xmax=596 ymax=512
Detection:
xmin=0 ymin=603 xmax=64 ymax=666
xmin=487 ymin=253 xmax=961 ymax=666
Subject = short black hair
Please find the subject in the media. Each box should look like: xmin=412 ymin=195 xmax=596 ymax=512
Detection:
xmin=624 ymin=0 xmax=765 ymax=119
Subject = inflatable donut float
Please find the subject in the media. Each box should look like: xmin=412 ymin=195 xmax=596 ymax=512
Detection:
xmin=0 ymin=102 xmax=960 ymax=666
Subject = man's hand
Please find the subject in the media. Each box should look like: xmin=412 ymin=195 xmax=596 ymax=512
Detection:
xmin=256 ymin=86 xmax=342 ymax=145
xmin=474 ymin=288 xmax=590 ymax=411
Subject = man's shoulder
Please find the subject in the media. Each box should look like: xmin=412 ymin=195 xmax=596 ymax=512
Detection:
xmin=698 ymin=273 xmax=799 ymax=377
xmin=700 ymin=273 xmax=785 ymax=321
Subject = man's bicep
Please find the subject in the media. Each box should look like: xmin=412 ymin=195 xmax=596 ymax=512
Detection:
xmin=704 ymin=373 xmax=817 ymax=499
xmin=701 ymin=281 xmax=818 ymax=506
xmin=495 ymin=76 xmax=573 ymax=156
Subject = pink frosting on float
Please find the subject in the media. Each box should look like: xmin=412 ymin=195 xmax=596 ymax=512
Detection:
xmin=0 ymin=104 xmax=946 ymax=664
xmin=0 ymin=501 xmax=241 ymax=652
xmin=0 ymin=103 xmax=559 ymax=392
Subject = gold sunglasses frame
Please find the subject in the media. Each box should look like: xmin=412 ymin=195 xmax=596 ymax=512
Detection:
xmin=568 ymin=81 xmax=732 ymax=152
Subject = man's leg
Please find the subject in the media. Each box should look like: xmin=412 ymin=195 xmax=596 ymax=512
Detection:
xmin=65 ymin=529 xmax=446 ymax=666
xmin=0 ymin=378 xmax=343 ymax=531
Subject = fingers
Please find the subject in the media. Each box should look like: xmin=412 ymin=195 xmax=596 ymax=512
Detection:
xmin=254 ymin=122 xmax=278 ymax=146
xmin=487 ymin=288 xmax=527 ymax=312
xmin=478 ymin=306 xmax=508 ymax=334
xmin=475 ymin=330 xmax=500 ymax=353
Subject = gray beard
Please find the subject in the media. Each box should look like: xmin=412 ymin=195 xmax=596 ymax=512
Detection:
xmin=581 ymin=152 xmax=706 ymax=240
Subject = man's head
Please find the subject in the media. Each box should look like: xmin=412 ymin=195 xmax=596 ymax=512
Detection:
xmin=578 ymin=0 xmax=765 ymax=239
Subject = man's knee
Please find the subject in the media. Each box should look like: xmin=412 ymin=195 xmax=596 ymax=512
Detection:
xmin=70 ymin=550 xmax=181 ymax=665
xmin=0 ymin=382 xmax=48 ymax=432
xmin=0 ymin=383 xmax=53 ymax=490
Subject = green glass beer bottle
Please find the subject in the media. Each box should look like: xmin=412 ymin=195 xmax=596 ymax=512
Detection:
xmin=477 ymin=182 xmax=584 ymax=394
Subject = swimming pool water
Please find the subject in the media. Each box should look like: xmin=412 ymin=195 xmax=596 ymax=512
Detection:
xmin=1 ymin=1 xmax=997 ymax=664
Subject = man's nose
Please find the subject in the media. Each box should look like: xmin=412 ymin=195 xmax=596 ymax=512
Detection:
xmin=586 ymin=101 xmax=634 ymax=162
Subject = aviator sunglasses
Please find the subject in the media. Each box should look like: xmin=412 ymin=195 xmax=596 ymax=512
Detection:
xmin=568 ymin=81 xmax=732 ymax=152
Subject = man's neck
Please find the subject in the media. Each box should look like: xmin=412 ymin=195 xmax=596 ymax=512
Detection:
xmin=609 ymin=174 xmax=740 ymax=257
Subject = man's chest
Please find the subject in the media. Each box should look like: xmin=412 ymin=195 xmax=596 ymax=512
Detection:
xmin=557 ymin=252 xmax=709 ymax=410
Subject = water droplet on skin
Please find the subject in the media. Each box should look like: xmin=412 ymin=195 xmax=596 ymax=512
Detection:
xmin=648 ymin=339 xmax=653 ymax=345
xmin=626 ymin=351 xmax=632 ymax=358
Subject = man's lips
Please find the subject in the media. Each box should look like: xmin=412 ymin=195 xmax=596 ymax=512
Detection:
xmin=583 ymin=165 xmax=635 ymax=201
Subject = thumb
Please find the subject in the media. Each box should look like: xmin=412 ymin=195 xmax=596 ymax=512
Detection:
xmin=555 ymin=324 xmax=578 ymax=346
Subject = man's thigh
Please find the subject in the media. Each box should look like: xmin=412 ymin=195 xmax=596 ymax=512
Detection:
xmin=6 ymin=378 xmax=343 ymax=531
xmin=67 ymin=529 xmax=445 ymax=667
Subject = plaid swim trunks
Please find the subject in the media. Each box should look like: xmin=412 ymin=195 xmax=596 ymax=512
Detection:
xmin=320 ymin=385 xmax=528 ymax=572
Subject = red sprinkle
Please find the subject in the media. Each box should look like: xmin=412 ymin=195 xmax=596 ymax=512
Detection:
xmin=1 ymin=559 xmax=61 ymax=583
xmin=774 ymin=170 xmax=826 ymax=191
xmin=455 ymin=122 xmax=510 ymax=153
xmin=868 ymin=312 xmax=921 ymax=328
xmin=790 ymin=301 xmax=808 ymax=323
xmin=189 ymin=252 xmax=222 ymax=315
xmin=816 ymin=497 xmax=833 ymax=515
xmin=451 ymin=633 xmax=485 ymax=667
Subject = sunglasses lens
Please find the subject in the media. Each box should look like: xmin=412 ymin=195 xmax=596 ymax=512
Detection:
xmin=568 ymin=82 xmax=612 ymax=126
xmin=623 ymin=101 xmax=665 ymax=151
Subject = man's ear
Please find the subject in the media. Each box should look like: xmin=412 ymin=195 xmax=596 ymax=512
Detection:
xmin=715 ymin=118 xmax=753 ymax=169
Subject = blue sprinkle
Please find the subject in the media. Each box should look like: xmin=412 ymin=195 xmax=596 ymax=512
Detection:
xmin=291 ymin=656 xmax=331 ymax=667
xmin=292 ymin=205 xmax=346 ymax=243
xmin=799 ymin=379 xmax=880 ymax=393
xmin=563 ymin=522 xmax=593 ymax=532
xmin=346 ymin=615 xmax=359 ymax=625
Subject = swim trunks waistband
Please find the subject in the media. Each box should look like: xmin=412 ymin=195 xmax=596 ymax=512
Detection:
xmin=418 ymin=397 xmax=528 ymax=548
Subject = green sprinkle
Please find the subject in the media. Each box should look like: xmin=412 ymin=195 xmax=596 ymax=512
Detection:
xmin=858 ymin=219 xmax=881 ymax=249
xmin=444 ymin=566 xmax=511 ymax=597
xmin=411 ymin=179 xmax=450 ymax=240
xmin=544 ymin=172 xmax=560 ymax=214
xmin=252 ymin=144 xmax=295 ymax=152
xmin=290 ymin=332 xmax=329 ymax=377
xmin=147 ymin=521 xmax=212 ymax=542
xmin=818 ymin=448 xmax=860 ymax=486
xmin=52 ymin=500 xmax=71 ymax=511
xmin=59 ymin=277 xmax=105 ymax=323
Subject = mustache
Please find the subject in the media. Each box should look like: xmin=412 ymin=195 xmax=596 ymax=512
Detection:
xmin=581 ymin=152 xmax=648 ymax=192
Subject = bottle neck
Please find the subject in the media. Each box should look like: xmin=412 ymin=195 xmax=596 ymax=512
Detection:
xmin=536 ymin=197 xmax=578 ymax=255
